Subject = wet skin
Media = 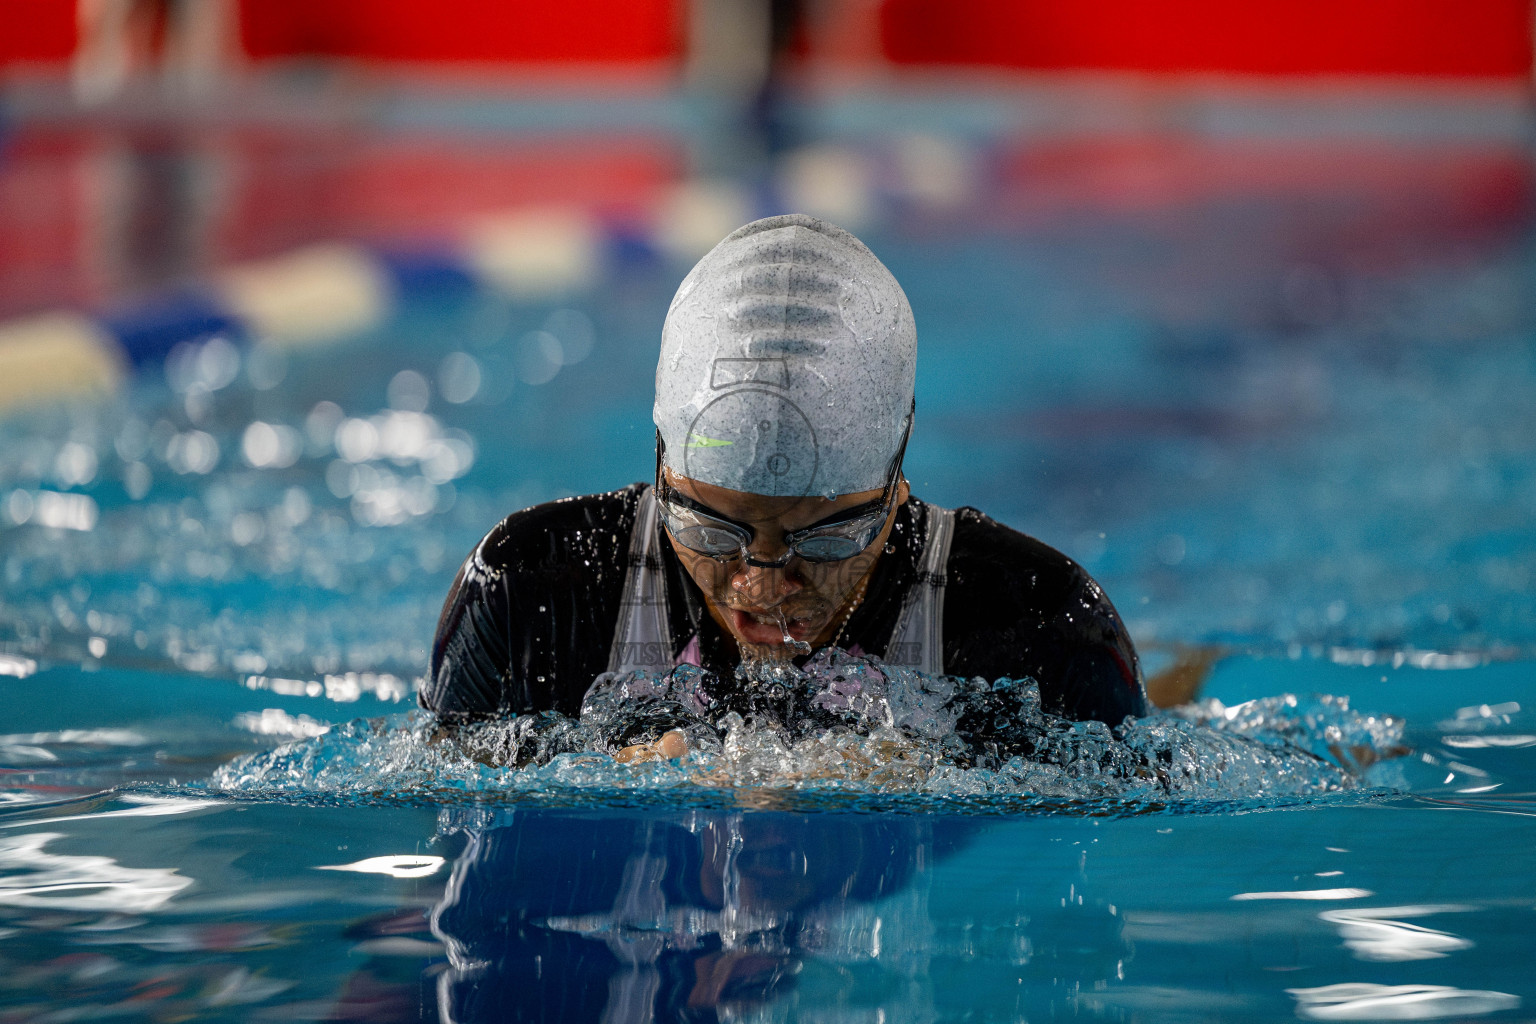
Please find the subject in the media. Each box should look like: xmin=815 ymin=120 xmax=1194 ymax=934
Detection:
xmin=661 ymin=467 xmax=910 ymax=660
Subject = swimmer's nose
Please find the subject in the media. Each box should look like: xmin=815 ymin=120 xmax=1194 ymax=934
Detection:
xmin=740 ymin=530 xmax=794 ymax=569
xmin=731 ymin=562 xmax=802 ymax=606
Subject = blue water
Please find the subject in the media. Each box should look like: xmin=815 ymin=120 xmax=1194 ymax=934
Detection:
xmin=2 ymin=656 xmax=1532 ymax=1021
xmin=3 ymin=113 xmax=1536 ymax=1020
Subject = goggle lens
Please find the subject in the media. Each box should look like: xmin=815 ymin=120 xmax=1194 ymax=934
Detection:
xmin=789 ymin=529 xmax=872 ymax=563
xmin=791 ymin=538 xmax=862 ymax=562
xmin=659 ymin=501 xmax=882 ymax=564
xmin=669 ymin=521 xmax=748 ymax=557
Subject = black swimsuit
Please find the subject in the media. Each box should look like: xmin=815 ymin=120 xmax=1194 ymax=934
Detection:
xmin=423 ymin=484 xmax=1148 ymax=727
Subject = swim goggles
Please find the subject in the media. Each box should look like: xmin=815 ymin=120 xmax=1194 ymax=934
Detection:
xmin=654 ymin=408 xmax=912 ymax=569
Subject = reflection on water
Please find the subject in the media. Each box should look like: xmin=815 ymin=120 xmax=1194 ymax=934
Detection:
xmin=1288 ymin=983 xmax=1520 ymax=1021
xmin=0 ymin=793 xmax=219 ymax=827
xmin=0 ymin=831 xmax=192 ymax=913
xmin=427 ymin=808 xmax=1131 ymax=1023
xmin=430 ymin=808 xmax=960 ymax=1021
xmin=318 ymin=854 xmax=447 ymax=879
xmin=1317 ymin=905 xmax=1475 ymax=962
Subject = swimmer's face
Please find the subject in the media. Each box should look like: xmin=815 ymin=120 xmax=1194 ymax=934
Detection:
xmin=662 ymin=469 xmax=908 ymax=656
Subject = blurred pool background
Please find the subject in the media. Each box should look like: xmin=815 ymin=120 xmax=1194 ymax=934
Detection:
xmin=2 ymin=3 xmax=1536 ymax=1021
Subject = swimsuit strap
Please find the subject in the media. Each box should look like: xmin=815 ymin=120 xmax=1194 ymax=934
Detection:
xmin=883 ymin=502 xmax=955 ymax=675
xmin=605 ymin=488 xmax=676 ymax=675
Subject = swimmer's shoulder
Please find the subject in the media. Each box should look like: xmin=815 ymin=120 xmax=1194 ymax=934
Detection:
xmin=426 ymin=484 xmax=647 ymax=718
xmin=470 ymin=483 xmax=646 ymax=578
xmin=940 ymin=504 xmax=1146 ymax=719
xmin=436 ymin=480 xmax=644 ymax=646
xmin=945 ymin=505 xmax=1097 ymax=612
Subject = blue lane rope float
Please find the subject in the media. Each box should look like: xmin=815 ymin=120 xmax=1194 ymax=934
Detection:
xmin=0 ymin=208 xmax=611 ymax=414
xmin=0 ymin=201 xmax=689 ymax=414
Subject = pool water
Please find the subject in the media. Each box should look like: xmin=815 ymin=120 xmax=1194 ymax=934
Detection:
xmin=2 ymin=657 xmax=1532 ymax=1021
xmin=3 ymin=111 xmax=1536 ymax=1020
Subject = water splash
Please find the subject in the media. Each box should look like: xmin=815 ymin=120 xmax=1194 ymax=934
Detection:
xmin=774 ymin=607 xmax=813 ymax=655
xmin=208 ymin=650 xmax=1407 ymax=809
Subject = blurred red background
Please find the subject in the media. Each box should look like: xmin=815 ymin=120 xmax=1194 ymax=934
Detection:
xmin=2 ymin=0 xmax=1531 ymax=319
xmin=3 ymin=0 xmax=1531 ymax=75
xmin=881 ymin=0 xmax=1533 ymax=76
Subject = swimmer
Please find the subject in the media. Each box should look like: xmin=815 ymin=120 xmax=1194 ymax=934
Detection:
xmin=425 ymin=214 xmax=1149 ymax=758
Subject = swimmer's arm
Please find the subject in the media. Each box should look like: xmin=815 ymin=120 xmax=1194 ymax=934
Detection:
xmin=422 ymin=551 xmax=513 ymax=717
xmin=1143 ymin=646 xmax=1224 ymax=708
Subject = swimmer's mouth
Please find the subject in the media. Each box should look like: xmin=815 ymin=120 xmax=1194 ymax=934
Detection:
xmin=729 ymin=607 xmax=821 ymax=645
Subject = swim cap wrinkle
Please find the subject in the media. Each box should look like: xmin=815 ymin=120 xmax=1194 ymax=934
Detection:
xmin=655 ymin=214 xmax=916 ymax=498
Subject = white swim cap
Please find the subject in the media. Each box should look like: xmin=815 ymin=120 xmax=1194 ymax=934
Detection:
xmin=654 ymin=214 xmax=916 ymax=498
